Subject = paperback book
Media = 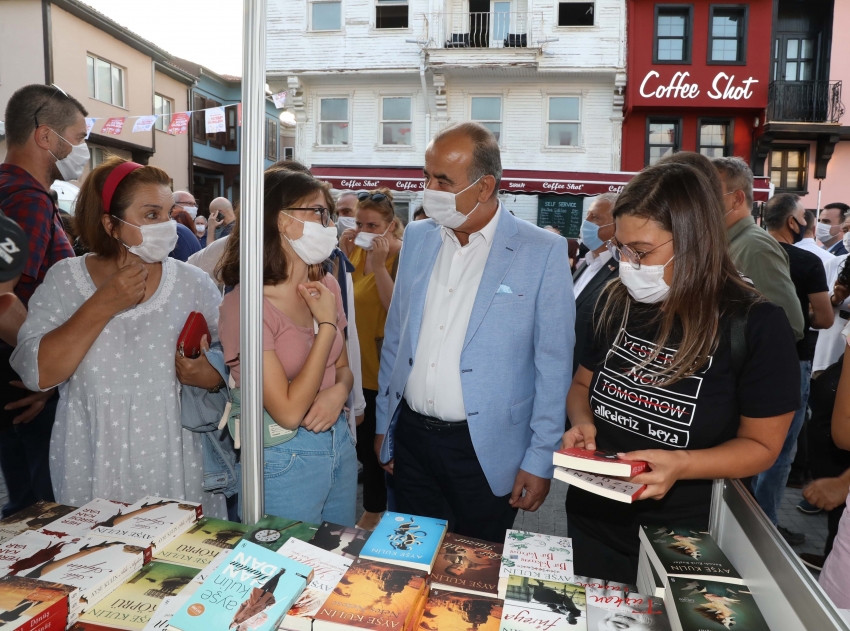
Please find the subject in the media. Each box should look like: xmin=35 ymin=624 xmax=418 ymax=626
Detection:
xmin=309 ymin=523 xmax=369 ymax=560
xmin=79 ymin=562 xmax=200 ymax=631
xmin=0 ymin=575 xmax=75 ymax=631
xmin=570 ymin=577 xmax=637 ymax=594
xmin=585 ymin=585 xmax=671 ymax=631
xmin=664 ymin=577 xmax=769 ymax=631
xmin=552 ymin=449 xmax=647 ymax=478
xmin=430 ymin=533 xmax=502 ymax=598
xmin=276 ymin=539 xmax=353 ymax=631
xmin=360 ymin=513 xmax=448 ymax=573
xmin=417 ymin=589 xmax=502 ymax=631
xmin=167 ymin=540 xmax=313 ymax=631
xmin=638 ymin=526 xmax=742 ymax=585
xmin=637 ymin=550 xmax=665 ymax=599
xmin=312 ymin=558 xmax=427 ymax=631
xmin=498 ymin=531 xmax=573 ymax=600
xmin=0 ymin=504 xmax=76 ymax=545
xmin=500 ymin=576 xmax=586 ymax=631
xmin=240 ymin=517 xmax=319 ymax=553
xmin=154 ymin=519 xmax=249 ymax=570
xmin=37 ymin=501 xmax=131 ymax=539
xmin=0 ymin=531 xmax=77 ymax=579
xmin=88 ymin=498 xmax=202 ymax=552
xmin=553 ymin=468 xmax=646 ymax=504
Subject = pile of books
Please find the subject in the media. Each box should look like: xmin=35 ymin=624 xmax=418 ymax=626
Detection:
xmin=552 ymin=448 xmax=649 ymax=503
xmin=637 ymin=525 xmax=770 ymax=631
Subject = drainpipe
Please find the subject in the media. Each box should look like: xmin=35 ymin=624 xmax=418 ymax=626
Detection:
xmin=420 ymin=51 xmax=431 ymax=143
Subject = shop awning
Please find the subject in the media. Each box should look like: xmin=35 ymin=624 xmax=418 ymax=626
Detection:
xmin=311 ymin=165 xmax=771 ymax=201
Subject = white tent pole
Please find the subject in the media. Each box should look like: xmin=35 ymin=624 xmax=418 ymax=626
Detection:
xmin=239 ymin=0 xmax=267 ymax=526
xmin=816 ymin=179 xmax=823 ymax=220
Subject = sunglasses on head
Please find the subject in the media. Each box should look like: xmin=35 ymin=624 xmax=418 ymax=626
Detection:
xmin=357 ymin=191 xmax=388 ymax=203
xmin=33 ymin=84 xmax=70 ymax=128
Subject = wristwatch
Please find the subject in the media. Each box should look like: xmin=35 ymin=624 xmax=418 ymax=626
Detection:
xmin=207 ymin=377 xmax=226 ymax=394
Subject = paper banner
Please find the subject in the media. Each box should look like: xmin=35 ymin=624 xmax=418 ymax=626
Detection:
xmin=237 ymin=103 xmax=242 ymax=127
xmin=205 ymin=107 xmax=226 ymax=134
xmin=101 ymin=117 xmax=126 ymax=135
xmin=167 ymin=112 xmax=190 ymax=135
xmin=85 ymin=118 xmax=96 ymax=139
xmin=272 ymin=91 xmax=287 ymax=109
xmin=132 ymin=115 xmax=157 ymax=133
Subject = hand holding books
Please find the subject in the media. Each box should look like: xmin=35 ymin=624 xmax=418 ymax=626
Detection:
xmin=620 ymin=449 xmax=689 ymax=501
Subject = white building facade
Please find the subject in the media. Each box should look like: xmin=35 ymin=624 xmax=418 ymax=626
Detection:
xmin=267 ymin=0 xmax=626 ymax=225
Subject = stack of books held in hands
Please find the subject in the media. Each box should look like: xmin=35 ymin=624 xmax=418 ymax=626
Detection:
xmin=552 ymin=448 xmax=648 ymax=503
xmin=637 ymin=525 xmax=770 ymax=631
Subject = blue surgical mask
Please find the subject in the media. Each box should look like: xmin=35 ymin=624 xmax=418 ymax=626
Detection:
xmin=580 ymin=219 xmax=613 ymax=251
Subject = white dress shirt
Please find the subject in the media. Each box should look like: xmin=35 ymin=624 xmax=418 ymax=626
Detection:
xmin=404 ymin=209 xmax=501 ymax=421
xmin=573 ymin=249 xmax=613 ymax=298
xmin=795 ymin=237 xmax=834 ymax=266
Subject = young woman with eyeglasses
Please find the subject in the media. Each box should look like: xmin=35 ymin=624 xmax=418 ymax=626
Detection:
xmin=216 ymin=169 xmax=356 ymax=525
xmin=338 ymin=188 xmax=403 ymax=530
xmin=562 ymin=160 xmax=801 ymax=584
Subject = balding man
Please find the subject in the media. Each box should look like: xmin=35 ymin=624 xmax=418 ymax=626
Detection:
xmin=572 ymin=193 xmax=618 ymax=375
xmin=203 ymin=197 xmax=236 ymax=247
xmin=168 ymin=191 xmax=201 ymax=262
xmin=375 ymin=122 xmax=574 ymax=542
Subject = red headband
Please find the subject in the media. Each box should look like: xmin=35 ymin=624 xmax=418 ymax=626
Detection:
xmin=102 ymin=161 xmax=143 ymax=214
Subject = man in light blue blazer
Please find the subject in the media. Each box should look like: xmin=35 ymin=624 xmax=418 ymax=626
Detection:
xmin=374 ymin=122 xmax=575 ymax=542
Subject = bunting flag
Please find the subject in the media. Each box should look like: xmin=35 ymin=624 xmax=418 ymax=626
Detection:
xmin=167 ymin=112 xmax=190 ymax=135
xmin=271 ymin=91 xmax=287 ymax=109
xmin=85 ymin=118 xmax=96 ymax=139
xmin=101 ymin=117 xmax=126 ymax=135
xmin=132 ymin=115 xmax=158 ymax=133
xmin=205 ymin=107 xmax=226 ymax=134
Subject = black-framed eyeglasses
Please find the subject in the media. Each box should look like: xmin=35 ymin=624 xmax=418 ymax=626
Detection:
xmin=283 ymin=207 xmax=331 ymax=227
xmin=33 ymin=84 xmax=70 ymax=128
xmin=357 ymin=191 xmax=388 ymax=203
xmin=606 ymin=238 xmax=673 ymax=270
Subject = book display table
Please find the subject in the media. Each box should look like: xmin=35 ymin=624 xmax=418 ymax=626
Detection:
xmin=708 ymin=479 xmax=849 ymax=630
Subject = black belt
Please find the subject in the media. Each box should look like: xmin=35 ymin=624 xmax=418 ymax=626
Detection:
xmin=400 ymin=400 xmax=468 ymax=431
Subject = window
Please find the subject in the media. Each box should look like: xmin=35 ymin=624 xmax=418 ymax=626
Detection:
xmin=646 ymin=118 xmax=681 ymax=165
xmin=770 ymin=147 xmax=808 ymax=192
xmin=558 ymin=2 xmax=594 ymax=27
xmin=193 ymin=93 xmax=207 ymax=143
xmin=698 ymin=119 xmax=732 ymax=158
xmin=376 ymin=0 xmax=408 ymax=28
xmin=312 ymin=1 xmax=341 ymax=30
xmin=709 ymin=6 xmax=746 ymax=63
xmin=546 ymin=97 xmax=580 ymax=147
xmin=654 ymin=6 xmax=691 ymax=63
xmin=226 ymin=106 xmax=238 ymax=151
xmin=266 ymin=118 xmax=278 ymax=160
xmin=471 ymin=97 xmax=502 ymax=143
xmin=284 ymin=146 xmax=295 ymax=160
xmin=87 ymin=55 xmax=124 ymax=107
xmin=154 ymin=95 xmax=173 ymax=132
xmin=319 ymin=97 xmax=349 ymax=145
xmin=90 ymin=146 xmax=105 ymax=170
xmin=380 ymin=97 xmax=412 ymax=145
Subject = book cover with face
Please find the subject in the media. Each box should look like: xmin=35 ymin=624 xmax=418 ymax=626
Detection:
xmin=155 ymin=519 xmax=249 ymax=570
xmin=417 ymin=589 xmax=502 ymax=631
xmin=585 ymin=585 xmax=670 ymax=631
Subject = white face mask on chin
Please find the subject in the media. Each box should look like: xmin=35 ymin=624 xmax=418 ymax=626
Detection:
xmin=283 ymin=214 xmax=339 ymax=265
xmin=619 ymin=257 xmax=674 ymax=304
xmin=116 ymin=218 xmax=179 ymax=263
xmin=422 ymin=177 xmax=482 ymax=229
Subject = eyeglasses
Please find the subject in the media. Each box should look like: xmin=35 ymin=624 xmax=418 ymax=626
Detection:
xmin=606 ymin=238 xmax=673 ymax=270
xmin=357 ymin=191 xmax=388 ymax=203
xmin=33 ymin=84 xmax=70 ymax=128
xmin=283 ymin=207 xmax=331 ymax=227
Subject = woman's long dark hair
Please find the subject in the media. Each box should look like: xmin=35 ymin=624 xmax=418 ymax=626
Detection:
xmin=216 ymin=169 xmax=327 ymax=287
xmin=597 ymin=160 xmax=760 ymax=384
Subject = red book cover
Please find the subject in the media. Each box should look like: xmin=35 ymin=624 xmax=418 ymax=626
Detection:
xmin=553 ymin=449 xmax=647 ymax=477
xmin=430 ymin=533 xmax=502 ymax=598
xmin=417 ymin=590 xmax=502 ymax=631
xmin=0 ymin=575 xmax=74 ymax=631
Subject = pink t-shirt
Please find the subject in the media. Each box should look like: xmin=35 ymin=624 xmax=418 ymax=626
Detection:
xmin=219 ymin=274 xmax=348 ymax=390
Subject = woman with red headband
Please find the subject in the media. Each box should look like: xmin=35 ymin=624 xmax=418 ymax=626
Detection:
xmin=10 ymin=157 xmax=227 ymax=515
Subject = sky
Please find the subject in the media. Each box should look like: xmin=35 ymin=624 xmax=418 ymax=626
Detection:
xmin=81 ymin=0 xmax=243 ymax=76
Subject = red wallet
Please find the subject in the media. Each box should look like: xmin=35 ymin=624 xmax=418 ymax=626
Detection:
xmin=177 ymin=311 xmax=210 ymax=359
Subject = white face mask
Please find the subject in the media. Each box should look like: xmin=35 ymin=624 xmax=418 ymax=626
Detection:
xmin=337 ymin=216 xmax=356 ymax=236
xmin=195 ymin=223 xmax=207 ymax=235
xmin=619 ymin=257 xmax=674 ymax=304
xmin=182 ymin=205 xmax=198 ymax=220
xmin=49 ymin=129 xmax=89 ymax=181
xmin=422 ymin=177 xmax=482 ymax=229
xmin=843 ymin=232 xmax=850 ymax=252
xmin=284 ymin=214 xmax=338 ymax=265
xmin=116 ymin=218 xmax=179 ymax=263
xmin=816 ymin=222 xmax=835 ymax=243
xmin=354 ymin=225 xmax=391 ymax=251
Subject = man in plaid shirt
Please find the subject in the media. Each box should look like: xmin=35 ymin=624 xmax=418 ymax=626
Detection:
xmin=0 ymin=84 xmax=87 ymax=516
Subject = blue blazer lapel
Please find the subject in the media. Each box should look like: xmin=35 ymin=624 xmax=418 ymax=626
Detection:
xmin=463 ymin=207 xmax=519 ymax=351
xmin=408 ymin=225 xmax=443 ymax=356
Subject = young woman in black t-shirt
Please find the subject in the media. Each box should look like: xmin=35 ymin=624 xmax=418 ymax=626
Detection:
xmin=562 ymin=159 xmax=801 ymax=584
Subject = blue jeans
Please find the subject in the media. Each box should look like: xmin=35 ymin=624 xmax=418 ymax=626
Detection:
xmin=262 ymin=414 xmax=357 ymax=527
xmin=753 ymin=360 xmax=811 ymax=525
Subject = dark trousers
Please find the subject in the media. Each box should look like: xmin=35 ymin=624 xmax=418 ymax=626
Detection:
xmin=568 ymin=519 xmax=640 ymax=586
xmin=394 ymin=401 xmax=517 ymax=543
xmin=356 ymin=389 xmax=387 ymax=513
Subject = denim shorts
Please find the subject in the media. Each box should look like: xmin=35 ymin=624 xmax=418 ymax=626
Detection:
xmin=262 ymin=413 xmax=357 ymax=527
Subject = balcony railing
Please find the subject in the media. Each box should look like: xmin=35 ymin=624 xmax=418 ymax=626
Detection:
xmin=767 ymin=80 xmax=845 ymax=123
xmin=422 ymin=11 xmax=544 ymax=49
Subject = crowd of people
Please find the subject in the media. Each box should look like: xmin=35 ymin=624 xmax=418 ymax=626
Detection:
xmin=2 ymin=82 xmax=850 ymax=602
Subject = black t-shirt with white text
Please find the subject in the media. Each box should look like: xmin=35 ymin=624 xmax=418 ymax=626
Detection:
xmin=780 ymin=242 xmax=828 ymax=361
xmin=566 ymin=297 xmax=800 ymax=557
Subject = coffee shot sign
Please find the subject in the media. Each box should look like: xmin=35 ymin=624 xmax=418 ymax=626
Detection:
xmin=639 ymin=70 xmax=759 ymax=102
xmin=537 ymin=195 xmax=583 ymax=239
